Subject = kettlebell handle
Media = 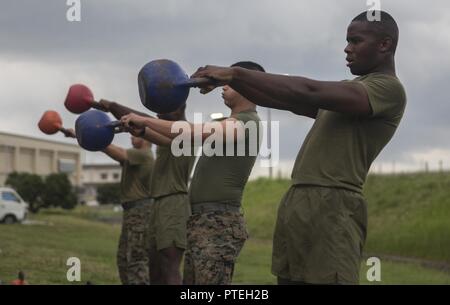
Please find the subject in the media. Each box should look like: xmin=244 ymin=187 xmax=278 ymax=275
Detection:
xmin=90 ymin=100 xmax=108 ymax=112
xmin=180 ymin=77 xmax=216 ymax=88
xmin=107 ymin=120 xmax=140 ymax=134
xmin=58 ymin=127 xmax=76 ymax=138
xmin=107 ymin=120 xmax=125 ymax=134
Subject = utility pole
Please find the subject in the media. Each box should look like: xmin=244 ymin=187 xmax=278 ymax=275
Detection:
xmin=268 ymin=108 xmax=273 ymax=179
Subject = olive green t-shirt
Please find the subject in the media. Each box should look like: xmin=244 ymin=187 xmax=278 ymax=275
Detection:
xmin=189 ymin=110 xmax=261 ymax=205
xmin=292 ymin=73 xmax=406 ymax=193
xmin=120 ymin=148 xmax=154 ymax=203
xmin=151 ymin=145 xmax=195 ymax=199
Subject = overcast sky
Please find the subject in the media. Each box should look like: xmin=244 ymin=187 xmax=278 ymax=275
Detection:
xmin=1 ymin=0 xmax=449 ymax=175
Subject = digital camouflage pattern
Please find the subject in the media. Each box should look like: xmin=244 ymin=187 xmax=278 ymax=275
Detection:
xmin=183 ymin=211 xmax=248 ymax=285
xmin=117 ymin=201 xmax=153 ymax=285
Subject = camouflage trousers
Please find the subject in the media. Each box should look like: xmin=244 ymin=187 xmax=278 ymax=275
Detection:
xmin=117 ymin=200 xmax=153 ymax=285
xmin=183 ymin=211 xmax=248 ymax=285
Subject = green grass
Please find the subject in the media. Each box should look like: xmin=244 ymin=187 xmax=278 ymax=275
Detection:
xmin=234 ymin=239 xmax=450 ymax=285
xmin=1 ymin=173 xmax=450 ymax=284
xmin=364 ymin=173 xmax=450 ymax=262
xmin=234 ymin=239 xmax=276 ymax=284
xmin=242 ymin=178 xmax=290 ymax=240
xmin=236 ymin=174 xmax=450 ymax=284
xmin=0 ymin=211 xmax=121 ymax=284
xmin=360 ymin=261 xmax=450 ymax=285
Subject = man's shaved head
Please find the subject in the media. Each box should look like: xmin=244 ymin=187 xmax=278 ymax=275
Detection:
xmin=352 ymin=11 xmax=399 ymax=54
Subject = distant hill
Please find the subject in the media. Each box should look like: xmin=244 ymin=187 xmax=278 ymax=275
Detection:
xmin=242 ymin=174 xmax=450 ymax=263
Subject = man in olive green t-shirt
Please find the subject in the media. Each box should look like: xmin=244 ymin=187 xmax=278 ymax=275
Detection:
xmin=183 ymin=108 xmax=260 ymax=285
xmin=63 ymin=125 xmax=155 ymax=285
xmin=102 ymin=136 xmax=154 ymax=285
xmin=148 ymin=105 xmax=195 ymax=285
xmin=191 ymin=11 xmax=406 ymax=284
xmin=98 ymin=100 xmax=194 ymax=285
xmin=120 ymin=61 xmax=265 ymax=284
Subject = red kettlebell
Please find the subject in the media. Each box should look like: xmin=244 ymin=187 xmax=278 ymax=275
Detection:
xmin=64 ymin=84 xmax=104 ymax=114
xmin=38 ymin=110 xmax=75 ymax=138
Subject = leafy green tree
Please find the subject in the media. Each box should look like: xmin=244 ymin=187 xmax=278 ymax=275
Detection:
xmin=97 ymin=183 xmax=121 ymax=205
xmin=41 ymin=173 xmax=77 ymax=210
xmin=5 ymin=172 xmax=44 ymax=213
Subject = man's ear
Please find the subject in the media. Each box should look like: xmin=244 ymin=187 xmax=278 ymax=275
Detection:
xmin=380 ymin=36 xmax=394 ymax=53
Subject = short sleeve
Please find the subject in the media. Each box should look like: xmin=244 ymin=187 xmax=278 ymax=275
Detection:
xmin=232 ymin=111 xmax=261 ymax=151
xmin=234 ymin=112 xmax=253 ymax=124
xmin=356 ymin=75 xmax=406 ymax=122
xmin=126 ymin=148 xmax=153 ymax=165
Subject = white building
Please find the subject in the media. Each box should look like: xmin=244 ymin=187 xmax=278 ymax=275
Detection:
xmin=82 ymin=163 xmax=122 ymax=185
xmin=0 ymin=131 xmax=83 ymax=186
xmin=80 ymin=163 xmax=122 ymax=206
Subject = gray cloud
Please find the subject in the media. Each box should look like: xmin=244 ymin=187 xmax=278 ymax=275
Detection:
xmin=1 ymin=0 xmax=450 ymax=170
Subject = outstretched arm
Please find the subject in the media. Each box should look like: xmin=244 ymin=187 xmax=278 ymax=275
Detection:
xmin=99 ymin=99 xmax=153 ymax=120
xmin=121 ymin=113 xmax=246 ymax=143
xmin=61 ymin=128 xmax=128 ymax=162
xmin=102 ymin=144 xmax=127 ymax=163
xmin=191 ymin=66 xmax=370 ymax=117
xmin=130 ymin=126 xmax=173 ymax=147
xmin=228 ymin=81 xmax=319 ymax=118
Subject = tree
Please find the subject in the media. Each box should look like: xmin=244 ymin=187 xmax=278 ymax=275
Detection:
xmin=41 ymin=173 xmax=77 ymax=210
xmin=5 ymin=172 xmax=78 ymax=212
xmin=5 ymin=172 xmax=44 ymax=213
xmin=97 ymin=183 xmax=121 ymax=205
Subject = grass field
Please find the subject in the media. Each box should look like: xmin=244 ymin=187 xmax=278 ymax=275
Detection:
xmin=1 ymin=173 xmax=450 ymax=284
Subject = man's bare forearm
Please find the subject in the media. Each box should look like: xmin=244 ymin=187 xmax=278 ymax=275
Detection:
xmin=109 ymin=102 xmax=152 ymax=120
xmin=142 ymin=127 xmax=173 ymax=146
xmin=141 ymin=117 xmax=190 ymax=140
xmin=102 ymin=144 xmax=127 ymax=163
xmin=231 ymin=67 xmax=369 ymax=115
xmin=141 ymin=117 xmax=212 ymax=142
xmin=231 ymin=68 xmax=317 ymax=109
xmin=229 ymin=77 xmax=318 ymax=118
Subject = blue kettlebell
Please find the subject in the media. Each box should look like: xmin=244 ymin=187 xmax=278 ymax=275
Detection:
xmin=138 ymin=59 xmax=212 ymax=114
xmin=75 ymin=110 xmax=121 ymax=151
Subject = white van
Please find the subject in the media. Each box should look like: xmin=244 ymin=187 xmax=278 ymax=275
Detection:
xmin=0 ymin=187 xmax=29 ymax=224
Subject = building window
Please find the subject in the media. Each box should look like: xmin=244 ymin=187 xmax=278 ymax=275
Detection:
xmin=113 ymin=173 xmax=120 ymax=180
xmin=101 ymin=173 xmax=108 ymax=180
xmin=58 ymin=159 xmax=76 ymax=174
